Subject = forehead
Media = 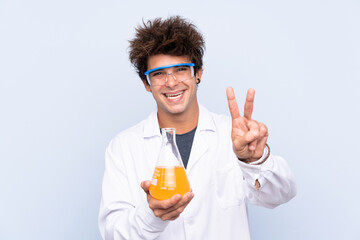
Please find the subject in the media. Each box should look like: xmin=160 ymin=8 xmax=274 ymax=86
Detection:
xmin=147 ymin=54 xmax=191 ymax=70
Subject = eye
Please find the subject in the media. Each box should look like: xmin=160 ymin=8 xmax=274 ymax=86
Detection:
xmin=151 ymin=71 xmax=164 ymax=78
xmin=175 ymin=67 xmax=190 ymax=73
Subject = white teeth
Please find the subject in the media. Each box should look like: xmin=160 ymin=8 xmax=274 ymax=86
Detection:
xmin=165 ymin=91 xmax=183 ymax=99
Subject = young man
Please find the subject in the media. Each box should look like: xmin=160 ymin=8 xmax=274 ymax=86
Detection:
xmin=99 ymin=16 xmax=296 ymax=240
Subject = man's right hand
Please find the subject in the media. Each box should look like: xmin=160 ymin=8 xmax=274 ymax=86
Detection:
xmin=141 ymin=181 xmax=194 ymax=221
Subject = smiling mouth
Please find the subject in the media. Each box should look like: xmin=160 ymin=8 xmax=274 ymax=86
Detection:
xmin=164 ymin=91 xmax=184 ymax=99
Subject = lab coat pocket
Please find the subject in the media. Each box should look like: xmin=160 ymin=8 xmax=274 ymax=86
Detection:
xmin=214 ymin=164 xmax=244 ymax=208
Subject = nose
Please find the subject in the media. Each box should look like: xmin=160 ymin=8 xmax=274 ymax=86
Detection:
xmin=165 ymin=72 xmax=178 ymax=87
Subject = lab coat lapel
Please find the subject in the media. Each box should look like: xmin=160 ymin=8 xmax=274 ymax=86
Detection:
xmin=142 ymin=110 xmax=162 ymax=177
xmin=186 ymin=105 xmax=216 ymax=173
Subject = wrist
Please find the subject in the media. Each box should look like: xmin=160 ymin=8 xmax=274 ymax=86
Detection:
xmin=237 ymin=144 xmax=270 ymax=165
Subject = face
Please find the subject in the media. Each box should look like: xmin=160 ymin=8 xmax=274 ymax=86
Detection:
xmin=143 ymin=54 xmax=202 ymax=117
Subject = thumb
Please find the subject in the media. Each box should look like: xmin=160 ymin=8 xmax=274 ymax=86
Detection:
xmin=141 ymin=180 xmax=151 ymax=193
xmin=233 ymin=136 xmax=248 ymax=150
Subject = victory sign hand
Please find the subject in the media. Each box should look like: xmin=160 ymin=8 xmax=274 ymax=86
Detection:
xmin=226 ymin=87 xmax=269 ymax=163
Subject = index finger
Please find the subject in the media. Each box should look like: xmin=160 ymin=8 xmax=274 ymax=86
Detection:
xmin=226 ymin=87 xmax=241 ymax=119
xmin=244 ymin=88 xmax=255 ymax=120
xmin=151 ymin=194 xmax=182 ymax=210
xmin=164 ymin=192 xmax=195 ymax=212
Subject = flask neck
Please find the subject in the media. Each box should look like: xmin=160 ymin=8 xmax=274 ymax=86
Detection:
xmin=161 ymin=128 xmax=176 ymax=145
xmin=157 ymin=128 xmax=184 ymax=167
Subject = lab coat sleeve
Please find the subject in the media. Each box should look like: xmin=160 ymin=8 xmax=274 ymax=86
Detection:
xmin=98 ymin=140 xmax=169 ymax=240
xmin=237 ymin=154 xmax=297 ymax=209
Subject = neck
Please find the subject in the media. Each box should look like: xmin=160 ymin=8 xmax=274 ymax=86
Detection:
xmin=157 ymin=102 xmax=199 ymax=134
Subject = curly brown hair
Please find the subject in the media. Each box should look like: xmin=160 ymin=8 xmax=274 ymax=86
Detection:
xmin=129 ymin=16 xmax=205 ymax=83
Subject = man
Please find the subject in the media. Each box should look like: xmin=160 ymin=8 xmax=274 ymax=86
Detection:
xmin=99 ymin=16 xmax=296 ymax=239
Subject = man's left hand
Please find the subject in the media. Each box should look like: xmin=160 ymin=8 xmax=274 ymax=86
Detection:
xmin=226 ymin=87 xmax=269 ymax=163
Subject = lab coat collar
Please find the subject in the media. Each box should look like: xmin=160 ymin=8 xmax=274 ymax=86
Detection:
xmin=197 ymin=104 xmax=216 ymax=132
xmin=143 ymin=111 xmax=161 ymax=138
xmin=142 ymin=104 xmax=216 ymax=138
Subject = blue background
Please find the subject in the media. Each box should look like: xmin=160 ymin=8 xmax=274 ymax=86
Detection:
xmin=1 ymin=0 xmax=359 ymax=239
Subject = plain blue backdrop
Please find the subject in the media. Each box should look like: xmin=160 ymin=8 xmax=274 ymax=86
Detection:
xmin=1 ymin=0 xmax=359 ymax=239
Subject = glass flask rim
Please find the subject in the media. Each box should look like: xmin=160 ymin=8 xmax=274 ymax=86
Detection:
xmin=161 ymin=127 xmax=176 ymax=133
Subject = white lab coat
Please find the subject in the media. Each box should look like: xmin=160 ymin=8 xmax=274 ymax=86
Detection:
xmin=98 ymin=105 xmax=296 ymax=240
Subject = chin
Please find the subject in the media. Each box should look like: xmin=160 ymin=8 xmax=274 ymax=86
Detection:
xmin=166 ymin=106 xmax=186 ymax=115
xmin=160 ymin=103 xmax=187 ymax=115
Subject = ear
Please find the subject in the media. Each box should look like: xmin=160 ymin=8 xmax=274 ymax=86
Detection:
xmin=142 ymin=79 xmax=151 ymax=92
xmin=196 ymin=67 xmax=203 ymax=80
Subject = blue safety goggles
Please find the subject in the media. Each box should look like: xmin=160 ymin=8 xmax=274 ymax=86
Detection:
xmin=144 ymin=63 xmax=195 ymax=75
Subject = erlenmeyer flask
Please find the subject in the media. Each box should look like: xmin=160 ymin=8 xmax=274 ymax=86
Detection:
xmin=149 ymin=128 xmax=191 ymax=200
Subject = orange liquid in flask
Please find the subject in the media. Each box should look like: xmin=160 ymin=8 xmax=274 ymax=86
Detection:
xmin=149 ymin=166 xmax=190 ymax=200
